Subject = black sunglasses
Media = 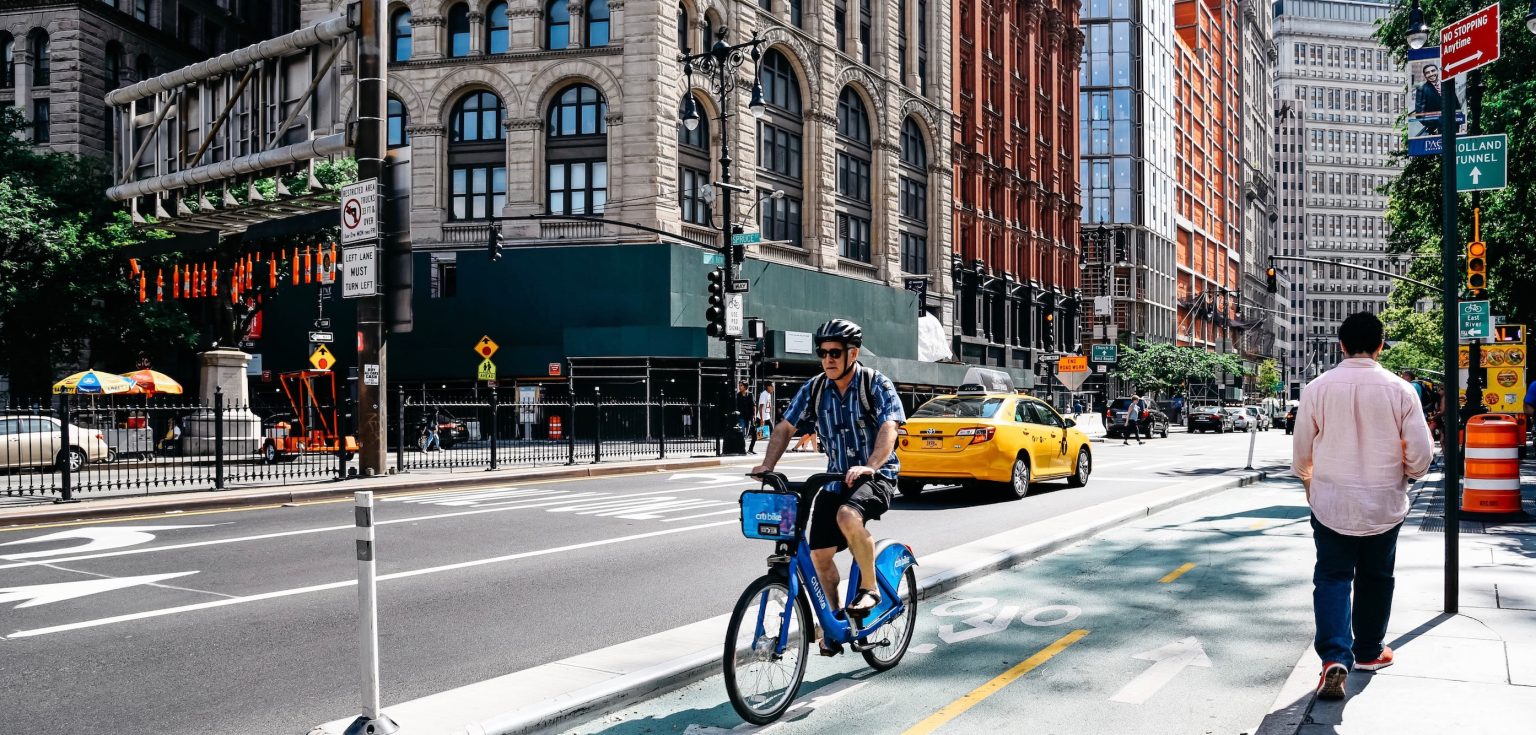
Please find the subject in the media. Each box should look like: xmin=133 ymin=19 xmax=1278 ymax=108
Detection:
xmin=815 ymin=348 xmax=847 ymax=359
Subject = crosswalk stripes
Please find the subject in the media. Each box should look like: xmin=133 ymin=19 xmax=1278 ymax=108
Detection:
xmin=382 ymin=485 xmax=739 ymax=524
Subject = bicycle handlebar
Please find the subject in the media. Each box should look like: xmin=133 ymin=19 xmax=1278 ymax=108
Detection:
xmin=749 ymin=471 xmax=857 ymax=497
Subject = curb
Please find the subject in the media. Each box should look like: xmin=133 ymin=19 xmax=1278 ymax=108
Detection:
xmin=313 ymin=468 xmax=1271 ymax=735
xmin=0 ymin=456 xmax=749 ymax=526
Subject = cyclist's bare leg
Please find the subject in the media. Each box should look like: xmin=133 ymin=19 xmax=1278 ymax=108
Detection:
xmin=810 ymin=547 xmax=841 ymax=610
xmin=837 ymin=506 xmax=879 ymax=612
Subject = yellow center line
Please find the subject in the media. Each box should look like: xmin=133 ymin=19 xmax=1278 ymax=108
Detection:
xmin=1248 ymin=520 xmax=1268 ymax=530
xmin=899 ymin=629 xmax=1089 ymax=735
xmin=1159 ymin=562 xmax=1197 ymax=584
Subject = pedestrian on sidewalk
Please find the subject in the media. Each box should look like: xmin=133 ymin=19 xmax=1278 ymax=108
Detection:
xmin=1122 ymin=394 xmax=1145 ymax=445
xmin=736 ymin=383 xmax=757 ymax=453
xmin=757 ymin=383 xmax=776 ymax=445
xmin=1292 ymin=311 xmax=1434 ymax=701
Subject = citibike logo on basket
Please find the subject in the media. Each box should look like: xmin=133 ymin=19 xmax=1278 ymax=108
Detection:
xmin=754 ymin=510 xmax=783 ymax=537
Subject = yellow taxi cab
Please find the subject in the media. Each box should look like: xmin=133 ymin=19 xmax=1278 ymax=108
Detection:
xmin=895 ymin=384 xmax=1092 ymax=500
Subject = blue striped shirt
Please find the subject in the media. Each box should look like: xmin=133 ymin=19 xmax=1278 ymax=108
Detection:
xmin=784 ymin=366 xmax=906 ymax=493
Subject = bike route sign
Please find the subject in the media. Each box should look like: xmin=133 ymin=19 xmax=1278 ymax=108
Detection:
xmin=1459 ymin=300 xmax=1491 ymax=341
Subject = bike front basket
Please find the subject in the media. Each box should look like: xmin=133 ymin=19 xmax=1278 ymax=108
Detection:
xmin=739 ymin=490 xmax=798 ymax=541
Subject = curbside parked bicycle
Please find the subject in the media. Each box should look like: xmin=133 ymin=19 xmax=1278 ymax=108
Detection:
xmin=723 ymin=471 xmax=919 ymax=725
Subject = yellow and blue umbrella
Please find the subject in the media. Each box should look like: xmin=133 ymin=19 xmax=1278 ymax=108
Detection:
xmin=53 ymin=370 xmax=139 ymax=395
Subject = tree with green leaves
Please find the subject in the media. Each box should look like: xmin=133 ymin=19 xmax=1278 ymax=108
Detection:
xmin=1115 ymin=342 xmax=1246 ymax=396
xmin=0 ymin=108 xmax=196 ymax=398
xmin=1375 ymin=1 xmax=1536 ymax=341
xmin=1255 ymin=359 xmax=1282 ymax=398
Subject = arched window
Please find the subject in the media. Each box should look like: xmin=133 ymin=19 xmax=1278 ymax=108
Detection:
xmin=30 ymin=30 xmax=49 ymax=87
xmin=104 ymin=42 xmax=122 ymax=90
xmin=451 ymin=91 xmax=503 ymax=142
xmin=448 ymin=91 xmax=506 ymax=220
xmin=898 ymin=118 xmax=929 ymax=274
xmin=677 ymin=3 xmax=690 ymax=51
xmin=447 ymin=4 xmax=470 ymax=58
xmin=835 ymin=87 xmax=872 ymax=262
xmin=486 ymin=2 xmax=509 ymax=54
xmin=546 ymin=84 xmax=608 ymax=215
xmin=390 ymin=8 xmax=412 ymax=62
xmin=2 ymin=35 xmax=15 ymax=89
xmin=546 ymin=0 xmax=570 ymax=49
xmin=387 ymin=97 xmax=409 ymax=148
xmin=755 ymin=49 xmax=803 ymax=247
xmin=587 ymin=0 xmax=610 ymax=47
xmin=677 ymin=94 xmax=711 ymax=226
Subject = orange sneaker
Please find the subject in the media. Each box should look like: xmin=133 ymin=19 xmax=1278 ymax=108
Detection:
xmin=1354 ymin=646 xmax=1394 ymax=671
xmin=1316 ymin=662 xmax=1348 ymax=700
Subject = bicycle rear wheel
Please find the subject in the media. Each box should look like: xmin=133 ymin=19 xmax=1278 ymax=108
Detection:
xmin=860 ymin=567 xmax=918 ymax=671
xmin=723 ymin=574 xmax=812 ymax=725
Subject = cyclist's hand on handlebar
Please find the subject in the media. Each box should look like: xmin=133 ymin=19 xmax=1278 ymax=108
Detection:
xmin=844 ymin=465 xmax=876 ymax=486
xmin=749 ymin=464 xmax=773 ymax=477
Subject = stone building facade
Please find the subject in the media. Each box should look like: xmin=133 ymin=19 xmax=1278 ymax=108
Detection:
xmin=1272 ymin=0 xmax=1407 ymax=394
xmin=949 ymin=0 xmax=1084 ymax=373
xmin=302 ymin=0 xmax=955 ymax=360
xmin=0 ymin=0 xmax=301 ymax=158
xmin=1236 ymin=0 xmax=1282 ymax=382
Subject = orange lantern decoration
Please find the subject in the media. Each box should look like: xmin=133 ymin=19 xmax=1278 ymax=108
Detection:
xmin=269 ymin=257 xmax=278 ymax=289
xmin=138 ymin=272 xmax=147 ymax=303
xmin=172 ymin=265 xmax=181 ymax=299
xmin=292 ymin=249 xmax=300 ymax=285
xmin=211 ymin=262 xmax=219 ymax=297
xmin=156 ymin=270 xmax=165 ymax=302
xmin=303 ymin=245 xmax=313 ymax=284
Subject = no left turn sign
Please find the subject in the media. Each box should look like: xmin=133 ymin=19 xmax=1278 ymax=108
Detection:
xmin=340 ymin=179 xmax=379 ymax=244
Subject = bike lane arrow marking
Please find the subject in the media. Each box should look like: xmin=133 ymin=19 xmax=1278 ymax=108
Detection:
xmin=938 ymin=605 xmax=1019 ymax=644
xmin=1108 ymin=636 xmax=1212 ymax=704
xmin=0 ymin=572 xmax=199 ymax=609
xmin=0 ymin=525 xmax=216 ymax=561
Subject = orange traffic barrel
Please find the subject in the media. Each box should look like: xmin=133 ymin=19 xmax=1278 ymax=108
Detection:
xmin=1463 ymin=414 xmax=1523 ymax=514
xmin=548 ymin=415 xmax=563 ymax=440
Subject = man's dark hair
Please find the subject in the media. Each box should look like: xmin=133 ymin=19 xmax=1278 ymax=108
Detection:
xmin=1339 ymin=312 xmax=1385 ymax=355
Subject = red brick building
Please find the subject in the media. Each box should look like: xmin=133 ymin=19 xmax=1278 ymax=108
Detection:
xmin=1172 ymin=0 xmax=1242 ymax=350
xmin=950 ymin=0 xmax=1084 ymax=372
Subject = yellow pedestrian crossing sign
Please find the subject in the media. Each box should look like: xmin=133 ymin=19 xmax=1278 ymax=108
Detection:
xmin=474 ymin=336 xmax=499 ymax=359
xmin=309 ymin=345 xmax=335 ymax=371
xmin=477 ymin=358 xmax=496 ymax=382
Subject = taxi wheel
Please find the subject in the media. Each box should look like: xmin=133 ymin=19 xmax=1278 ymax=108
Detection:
xmin=1067 ymin=448 xmax=1091 ymax=488
xmin=1005 ymin=456 xmax=1031 ymax=499
xmin=897 ymin=478 xmax=925 ymax=499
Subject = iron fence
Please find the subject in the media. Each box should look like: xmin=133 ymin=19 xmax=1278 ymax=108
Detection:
xmin=395 ymin=389 xmax=724 ymax=473
xmin=2 ymin=391 xmax=347 ymax=500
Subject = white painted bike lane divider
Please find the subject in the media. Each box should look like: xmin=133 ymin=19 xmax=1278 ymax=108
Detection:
xmin=307 ymin=469 xmax=1269 ymax=735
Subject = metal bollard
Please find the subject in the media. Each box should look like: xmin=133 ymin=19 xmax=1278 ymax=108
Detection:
xmin=1245 ymin=421 xmax=1257 ymax=471
xmin=215 ymin=388 xmax=226 ymax=490
xmin=343 ymin=492 xmax=399 ymax=735
xmin=488 ymin=386 xmax=499 ymax=471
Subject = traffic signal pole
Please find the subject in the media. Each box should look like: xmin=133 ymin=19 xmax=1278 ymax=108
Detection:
xmin=1437 ymin=76 xmax=1461 ymax=615
xmin=355 ymin=0 xmax=388 ymax=477
xmin=1463 ymin=70 xmax=1486 ymax=421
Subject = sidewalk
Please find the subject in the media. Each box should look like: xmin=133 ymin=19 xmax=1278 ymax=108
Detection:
xmin=1258 ymin=457 xmax=1536 ymax=734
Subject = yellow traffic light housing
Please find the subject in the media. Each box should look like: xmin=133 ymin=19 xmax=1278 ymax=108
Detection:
xmin=1467 ymin=240 xmax=1487 ymax=294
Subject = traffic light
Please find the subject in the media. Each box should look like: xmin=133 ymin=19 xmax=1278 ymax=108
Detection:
xmin=1265 ymin=266 xmax=1278 ymax=294
xmin=488 ymin=225 xmax=504 ymax=262
xmin=706 ymin=267 xmax=726 ymax=338
xmin=1043 ymin=312 xmax=1056 ymax=352
xmin=1466 ymin=241 xmax=1487 ymax=294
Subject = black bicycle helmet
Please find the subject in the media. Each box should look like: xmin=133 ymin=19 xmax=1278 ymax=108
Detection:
xmin=813 ymin=319 xmax=864 ymax=348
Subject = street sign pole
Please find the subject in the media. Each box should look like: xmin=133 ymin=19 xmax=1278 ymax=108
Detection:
xmin=354 ymin=0 xmax=390 ymax=479
xmin=1437 ymin=75 xmax=1461 ymax=615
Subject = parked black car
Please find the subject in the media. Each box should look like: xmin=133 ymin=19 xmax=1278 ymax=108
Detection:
xmin=1105 ymin=398 xmax=1170 ymax=439
xmin=1188 ymin=406 xmax=1235 ymax=433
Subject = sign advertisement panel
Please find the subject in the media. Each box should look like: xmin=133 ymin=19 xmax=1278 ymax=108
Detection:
xmin=1406 ymin=47 xmax=1468 ymax=157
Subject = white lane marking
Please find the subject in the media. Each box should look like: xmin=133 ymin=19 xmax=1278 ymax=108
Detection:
xmin=40 ymin=563 xmax=237 ymax=600
xmin=0 ymin=572 xmax=200 ymax=609
xmin=4 ymin=520 xmax=736 ymax=639
xmin=0 ymin=488 xmax=709 ymax=572
xmin=937 ymin=606 xmax=1019 ymax=644
xmin=1091 ymin=476 xmax=1189 ymax=483
xmin=661 ymin=509 xmax=741 ymax=522
xmin=669 ymin=472 xmax=752 ymax=485
xmin=1108 ymin=636 xmax=1212 ymax=704
xmin=0 ymin=525 xmax=216 ymax=561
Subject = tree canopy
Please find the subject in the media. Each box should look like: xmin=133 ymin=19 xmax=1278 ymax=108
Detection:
xmin=1115 ymin=342 xmax=1246 ymax=396
xmin=0 ymin=109 xmax=195 ymax=397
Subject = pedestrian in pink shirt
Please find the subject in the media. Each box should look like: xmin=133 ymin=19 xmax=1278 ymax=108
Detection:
xmin=1292 ymin=312 xmax=1435 ymax=701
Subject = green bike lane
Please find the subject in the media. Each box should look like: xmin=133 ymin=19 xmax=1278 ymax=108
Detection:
xmin=563 ymin=476 xmax=1318 ymax=735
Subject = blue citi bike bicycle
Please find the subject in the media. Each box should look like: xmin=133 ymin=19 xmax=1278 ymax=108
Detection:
xmin=723 ymin=472 xmax=919 ymax=724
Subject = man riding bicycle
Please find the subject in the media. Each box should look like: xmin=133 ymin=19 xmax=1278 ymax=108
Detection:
xmin=751 ymin=318 xmax=906 ymax=655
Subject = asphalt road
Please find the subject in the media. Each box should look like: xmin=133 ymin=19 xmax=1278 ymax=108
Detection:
xmin=0 ymin=428 xmax=1296 ymax=735
xmin=565 ymin=476 xmax=1317 ymax=735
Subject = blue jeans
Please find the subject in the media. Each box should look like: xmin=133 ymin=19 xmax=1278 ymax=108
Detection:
xmin=1311 ymin=515 xmax=1400 ymax=668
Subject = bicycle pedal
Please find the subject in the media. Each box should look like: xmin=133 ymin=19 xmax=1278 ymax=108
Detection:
xmin=848 ymin=638 xmax=888 ymax=652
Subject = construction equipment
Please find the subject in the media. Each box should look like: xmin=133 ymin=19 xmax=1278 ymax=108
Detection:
xmin=261 ymin=369 xmax=359 ymax=462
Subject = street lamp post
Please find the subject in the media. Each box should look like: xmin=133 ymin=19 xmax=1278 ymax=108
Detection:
xmin=681 ymin=26 xmax=766 ymax=448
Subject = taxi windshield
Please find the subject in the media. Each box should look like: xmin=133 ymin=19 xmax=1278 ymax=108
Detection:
xmin=912 ymin=396 xmax=1005 ymax=419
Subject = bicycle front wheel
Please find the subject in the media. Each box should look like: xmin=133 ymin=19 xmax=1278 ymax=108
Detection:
xmin=723 ymin=574 xmax=812 ymax=725
xmin=861 ymin=566 xmax=918 ymax=671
